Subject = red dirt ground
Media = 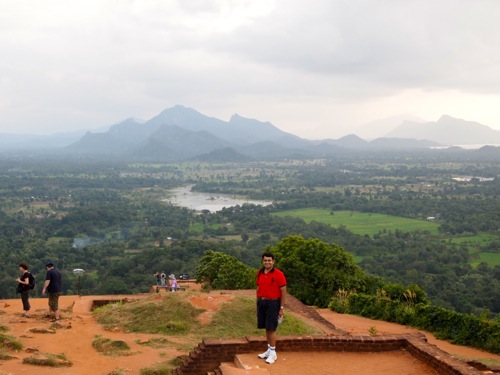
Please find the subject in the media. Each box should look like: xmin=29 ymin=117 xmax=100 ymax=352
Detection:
xmin=0 ymin=285 xmax=498 ymax=375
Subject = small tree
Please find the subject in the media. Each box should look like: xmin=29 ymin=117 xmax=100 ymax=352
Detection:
xmin=196 ymin=250 xmax=256 ymax=290
xmin=271 ymin=235 xmax=366 ymax=307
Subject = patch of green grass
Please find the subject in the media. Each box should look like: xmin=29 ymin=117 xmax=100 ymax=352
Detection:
xmin=444 ymin=234 xmax=500 ymax=267
xmin=94 ymin=293 xmax=322 ymax=344
xmin=0 ymin=325 xmax=8 ymax=332
xmin=189 ymin=222 xmax=205 ymax=234
xmin=22 ymin=352 xmax=72 ymax=367
xmin=0 ymin=350 xmax=15 ymax=360
xmin=93 ymin=293 xmax=203 ymax=334
xmin=135 ymin=337 xmax=172 ymax=348
xmin=198 ymin=296 xmax=321 ymax=338
xmin=0 ymin=333 xmax=23 ymax=350
xmin=471 ymin=253 xmax=500 ymax=267
xmin=454 ymin=355 xmax=500 ymax=369
xmin=476 ymin=358 xmax=500 ymax=369
xmin=107 ymin=369 xmax=127 ymax=375
xmin=446 ymin=233 xmax=500 ymax=245
xmin=140 ymin=356 xmax=186 ymax=375
xmin=29 ymin=328 xmax=56 ymax=334
xmin=273 ymin=209 xmax=439 ymax=236
xmin=92 ymin=335 xmax=131 ymax=356
xmin=139 ymin=363 xmax=172 ymax=375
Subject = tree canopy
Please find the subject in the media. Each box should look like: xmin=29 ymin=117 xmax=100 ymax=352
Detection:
xmin=196 ymin=250 xmax=256 ymax=290
xmin=271 ymin=235 xmax=367 ymax=307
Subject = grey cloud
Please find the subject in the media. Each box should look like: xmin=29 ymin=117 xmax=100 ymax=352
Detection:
xmin=210 ymin=0 xmax=500 ymax=93
xmin=2 ymin=0 xmax=500 ymax=136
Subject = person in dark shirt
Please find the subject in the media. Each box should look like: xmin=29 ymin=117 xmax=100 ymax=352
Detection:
xmin=42 ymin=261 xmax=62 ymax=322
xmin=256 ymin=252 xmax=287 ymax=365
xmin=15 ymin=262 xmax=32 ymax=317
xmin=154 ymin=271 xmax=161 ymax=286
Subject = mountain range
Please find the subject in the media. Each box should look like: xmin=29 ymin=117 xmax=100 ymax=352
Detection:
xmin=1 ymin=105 xmax=500 ymax=162
xmin=386 ymin=115 xmax=500 ymax=145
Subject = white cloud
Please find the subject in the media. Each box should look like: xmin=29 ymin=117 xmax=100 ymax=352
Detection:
xmin=1 ymin=0 xmax=500 ymax=138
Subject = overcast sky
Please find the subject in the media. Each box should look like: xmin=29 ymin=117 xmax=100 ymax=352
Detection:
xmin=1 ymin=0 xmax=500 ymax=139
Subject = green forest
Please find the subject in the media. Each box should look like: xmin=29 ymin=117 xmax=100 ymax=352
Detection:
xmin=0 ymin=149 xmax=499 ymax=320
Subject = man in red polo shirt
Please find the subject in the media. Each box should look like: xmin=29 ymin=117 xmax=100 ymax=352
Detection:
xmin=256 ymin=251 xmax=287 ymax=364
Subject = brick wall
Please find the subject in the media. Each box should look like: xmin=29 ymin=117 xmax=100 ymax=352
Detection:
xmin=172 ymin=333 xmax=484 ymax=375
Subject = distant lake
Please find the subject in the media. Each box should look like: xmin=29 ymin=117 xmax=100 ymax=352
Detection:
xmin=165 ymin=186 xmax=273 ymax=212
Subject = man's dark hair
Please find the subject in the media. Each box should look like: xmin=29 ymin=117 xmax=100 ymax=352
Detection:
xmin=19 ymin=262 xmax=29 ymax=270
xmin=261 ymin=252 xmax=275 ymax=260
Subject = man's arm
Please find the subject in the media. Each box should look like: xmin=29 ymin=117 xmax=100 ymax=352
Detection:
xmin=255 ymin=271 xmax=260 ymax=302
xmin=16 ymin=274 xmax=29 ymax=285
xmin=42 ymin=279 xmax=50 ymax=295
xmin=279 ymin=285 xmax=287 ymax=316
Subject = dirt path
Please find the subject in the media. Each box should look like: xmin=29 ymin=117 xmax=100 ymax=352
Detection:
xmin=0 ymin=288 xmax=498 ymax=375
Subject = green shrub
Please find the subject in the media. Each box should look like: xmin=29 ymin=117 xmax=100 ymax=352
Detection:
xmin=0 ymin=333 xmax=22 ymax=351
xmin=329 ymin=291 xmax=500 ymax=354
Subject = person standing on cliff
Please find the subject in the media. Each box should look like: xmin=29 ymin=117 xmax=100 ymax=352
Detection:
xmin=256 ymin=251 xmax=287 ymax=365
xmin=15 ymin=262 xmax=32 ymax=317
xmin=42 ymin=261 xmax=62 ymax=322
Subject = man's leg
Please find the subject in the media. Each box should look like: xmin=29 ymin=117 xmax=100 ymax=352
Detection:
xmin=21 ymin=291 xmax=30 ymax=316
xmin=47 ymin=297 xmax=53 ymax=317
xmin=54 ymin=294 xmax=60 ymax=319
xmin=265 ymin=330 xmax=278 ymax=364
xmin=258 ymin=330 xmax=276 ymax=359
xmin=48 ymin=293 xmax=60 ymax=320
xmin=266 ymin=330 xmax=277 ymax=347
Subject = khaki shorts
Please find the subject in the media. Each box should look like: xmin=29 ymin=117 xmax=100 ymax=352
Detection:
xmin=48 ymin=292 xmax=61 ymax=311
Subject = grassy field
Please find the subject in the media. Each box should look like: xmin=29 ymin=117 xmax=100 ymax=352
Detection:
xmin=470 ymin=253 xmax=500 ymax=267
xmin=273 ymin=208 xmax=440 ymax=236
xmin=447 ymin=233 xmax=500 ymax=245
xmin=445 ymin=234 xmax=500 ymax=267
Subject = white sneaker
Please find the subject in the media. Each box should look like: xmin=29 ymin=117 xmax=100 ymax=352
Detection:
xmin=265 ymin=351 xmax=277 ymax=364
xmin=257 ymin=349 xmax=270 ymax=359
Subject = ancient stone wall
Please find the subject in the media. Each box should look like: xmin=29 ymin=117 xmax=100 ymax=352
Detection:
xmin=172 ymin=333 xmax=483 ymax=375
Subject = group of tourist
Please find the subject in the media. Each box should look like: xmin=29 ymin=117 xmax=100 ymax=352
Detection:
xmin=154 ymin=271 xmax=178 ymax=291
xmin=15 ymin=261 xmax=62 ymax=322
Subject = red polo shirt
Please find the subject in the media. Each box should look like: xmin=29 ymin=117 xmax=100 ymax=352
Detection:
xmin=256 ymin=267 xmax=286 ymax=299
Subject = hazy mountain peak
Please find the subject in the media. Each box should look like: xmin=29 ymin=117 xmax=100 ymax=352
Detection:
xmin=338 ymin=134 xmax=365 ymax=142
xmin=330 ymin=134 xmax=368 ymax=148
xmin=354 ymin=114 xmax=426 ymax=140
xmin=130 ymin=117 xmax=146 ymax=124
xmin=153 ymin=105 xmax=207 ymax=122
xmin=112 ymin=117 xmax=143 ymax=126
xmin=437 ymin=114 xmax=456 ymax=122
xmin=387 ymin=115 xmax=500 ymax=145
xmin=229 ymin=113 xmax=273 ymax=127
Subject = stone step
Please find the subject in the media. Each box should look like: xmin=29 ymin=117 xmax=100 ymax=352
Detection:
xmin=216 ymin=356 xmax=271 ymax=374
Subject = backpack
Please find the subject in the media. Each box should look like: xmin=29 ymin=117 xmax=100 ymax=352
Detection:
xmin=28 ymin=272 xmax=36 ymax=290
